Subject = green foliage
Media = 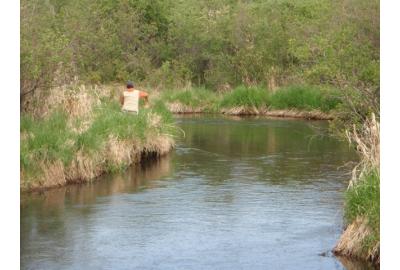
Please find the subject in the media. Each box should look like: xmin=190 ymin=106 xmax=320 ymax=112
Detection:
xmin=345 ymin=169 xmax=380 ymax=240
xmin=76 ymin=100 xmax=175 ymax=153
xmin=77 ymin=101 xmax=149 ymax=153
xmin=21 ymin=100 xmax=175 ymax=181
xmin=219 ymin=86 xmax=270 ymax=108
xmin=20 ymin=110 xmax=75 ymax=177
xmin=21 ymin=0 xmax=379 ymax=99
xmin=162 ymin=88 xmax=219 ymax=111
xmin=163 ymin=85 xmax=342 ymax=112
xmin=269 ymin=86 xmax=341 ymax=112
xmin=151 ymin=98 xmax=175 ymax=123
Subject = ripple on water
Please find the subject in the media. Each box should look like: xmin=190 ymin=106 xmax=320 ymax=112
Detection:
xmin=21 ymin=116 xmax=372 ymax=270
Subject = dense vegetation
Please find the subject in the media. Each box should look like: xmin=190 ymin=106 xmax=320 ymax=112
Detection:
xmin=21 ymin=0 xmax=379 ymax=103
xmin=161 ymin=85 xmax=340 ymax=113
xmin=345 ymin=169 xmax=380 ymax=252
xmin=20 ymin=0 xmax=380 ymax=263
xmin=21 ymin=92 xmax=175 ymax=188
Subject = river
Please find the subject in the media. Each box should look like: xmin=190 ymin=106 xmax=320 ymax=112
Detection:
xmin=21 ymin=115 xmax=375 ymax=269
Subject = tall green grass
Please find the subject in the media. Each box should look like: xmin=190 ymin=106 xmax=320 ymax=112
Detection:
xmin=21 ymin=100 xmax=175 ymax=179
xmin=345 ymin=169 xmax=380 ymax=251
xmin=162 ymin=88 xmax=219 ymax=111
xmin=21 ymin=110 xmax=76 ymax=177
xmin=163 ymin=85 xmax=341 ymax=112
xmin=219 ymin=86 xmax=270 ymax=108
xmin=268 ymin=86 xmax=341 ymax=112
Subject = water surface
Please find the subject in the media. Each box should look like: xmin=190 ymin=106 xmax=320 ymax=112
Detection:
xmin=21 ymin=115 xmax=374 ymax=269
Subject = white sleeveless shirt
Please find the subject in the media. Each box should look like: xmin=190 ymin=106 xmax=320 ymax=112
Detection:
xmin=122 ymin=90 xmax=139 ymax=113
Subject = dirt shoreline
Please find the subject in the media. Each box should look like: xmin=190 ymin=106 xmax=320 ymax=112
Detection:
xmin=166 ymin=102 xmax=333 ymax=120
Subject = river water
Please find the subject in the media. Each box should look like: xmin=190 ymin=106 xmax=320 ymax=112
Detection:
xmin=21 ymin=115 xmax=375 ymax=270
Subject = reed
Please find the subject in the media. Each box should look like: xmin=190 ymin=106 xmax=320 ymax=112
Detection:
xmin=334 ymin=113 xmax=380 ymax=264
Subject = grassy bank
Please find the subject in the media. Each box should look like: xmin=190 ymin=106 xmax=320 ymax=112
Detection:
xmin=160 ymin=85 xmax=340 ymax=119
xmin=334 ymin=114 xmax=380 ymax=265
xmin=21 ymin=85 xmax=176 ymax=191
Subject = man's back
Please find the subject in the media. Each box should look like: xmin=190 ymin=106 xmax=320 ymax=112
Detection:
xmin=122 ymin=90 xmax=139 ymax=113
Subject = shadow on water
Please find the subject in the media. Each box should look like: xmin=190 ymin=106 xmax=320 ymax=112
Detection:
xmin=21 ymin=115 xmax=375 ymax=270
xmin=21 ymin=154 xmax=173 ymax=208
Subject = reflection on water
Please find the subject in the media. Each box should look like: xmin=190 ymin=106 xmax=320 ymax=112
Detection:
xmin=21 ymin=116 xmax=375 ymax=270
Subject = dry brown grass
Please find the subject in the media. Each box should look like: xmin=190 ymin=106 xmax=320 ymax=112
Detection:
xmin=334 ymin=217 xmax=380 ymax=264
xmin=65 ymin=150 xmax=103 ymax=183
xmin=334 ymin=113 xmax=380 ymax=265
xmin=172 ymin=104 xmax=333 ymax=120
xmin=21 ymin=83 xmax=176 ymax=192
xmin=22 ymin=83 xmax=121 ymax=118
xmin=21 ymin=160 xmax=66 ymax=190
xmin=167 ymin=101 xmax=334 ymax=120
xmin=141 ymin=136 xmax=175 ymax=157
xmin=21 ymin=134 xmax=174 ymax=192
xmin=346 ymin=113 xmax=380 ymax=188
xmin=166 ymin=102 xmax=205 ymax=113
xmin=220 ymin=106 xmax=267 ymax=115
xmin=263 ymin=109 xmax=333 ymax=120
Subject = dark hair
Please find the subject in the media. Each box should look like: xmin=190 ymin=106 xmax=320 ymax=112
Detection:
xmin=126 ymin=81 xmax=134 ymax=88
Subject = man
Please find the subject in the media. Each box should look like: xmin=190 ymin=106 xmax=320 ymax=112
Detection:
xmin=120 ymin=81 xmax=149 ymax=113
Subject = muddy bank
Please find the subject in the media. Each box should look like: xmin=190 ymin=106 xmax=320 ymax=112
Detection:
xmin=21 ymin=135 xmax=174 ymax=192
xmin=166 ymin=102 xmax=333 ymax=120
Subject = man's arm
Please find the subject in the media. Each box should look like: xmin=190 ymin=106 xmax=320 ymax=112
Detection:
xmin=139 ymin=91 xmax=149 ymax=104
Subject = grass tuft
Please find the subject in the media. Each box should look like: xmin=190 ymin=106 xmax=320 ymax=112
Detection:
xmin=219 ymin=86 xmax=269 ymax=108
xmin=163 ymin=85 xmax=341 ymax=114
xmin=21 ymin=99 xmax=176 ymax=188
xmin=345 ymin=169 xmax=380 ymax=235
xmin=162 ymin=88 xmax=219 ymax=111
xmin=21 ymin=110 xmax=75 ymax=178
xmin=269 ymin=85 xmax=341 ymax=112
